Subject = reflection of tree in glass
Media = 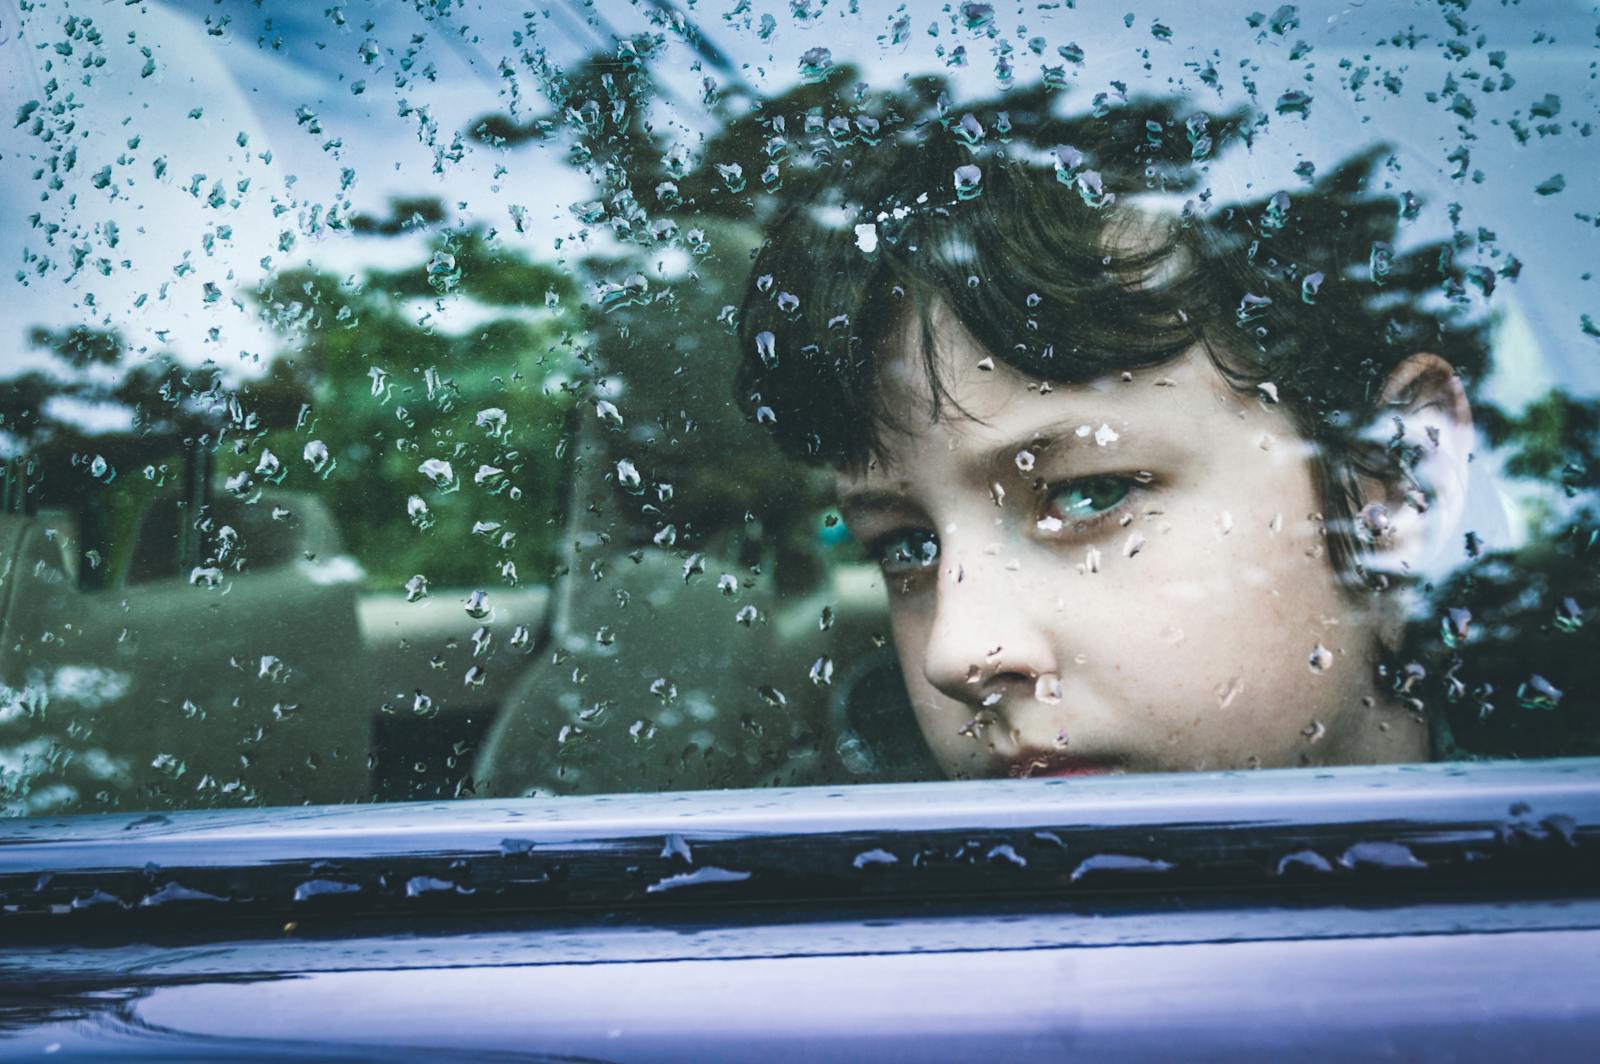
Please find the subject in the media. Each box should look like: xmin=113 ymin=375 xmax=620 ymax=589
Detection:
xmin=1418 ymin=393 xmax=1600 ymax=760
xmin=2 ymin=326 xmax=225 ymax=590
xmin=244 ymin=203 xmax=583 ymax=588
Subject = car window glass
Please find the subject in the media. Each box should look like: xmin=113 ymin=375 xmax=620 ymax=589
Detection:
xmin=3 ymin=0 xmax=1597 ymax=813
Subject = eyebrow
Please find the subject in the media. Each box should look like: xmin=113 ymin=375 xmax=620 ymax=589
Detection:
xmin=837 ymin=487 xmax=920 ymax=518
xmin=975 ymin=415 xmax=1110 ymax=487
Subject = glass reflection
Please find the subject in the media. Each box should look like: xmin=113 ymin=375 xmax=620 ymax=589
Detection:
xmin=2 ymin=0 xmax=1596 ymax=812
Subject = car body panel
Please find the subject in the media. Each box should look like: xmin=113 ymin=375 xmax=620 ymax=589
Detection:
xmin=3 ymin=760 xmax=1598 ymax=1059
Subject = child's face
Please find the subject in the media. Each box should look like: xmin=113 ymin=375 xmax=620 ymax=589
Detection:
xmin=838 ymin=304 xmax=1430 ymax=779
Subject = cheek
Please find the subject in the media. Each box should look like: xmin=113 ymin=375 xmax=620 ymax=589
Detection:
xmin=887 ymin=606 xmax=938 ymax=702
xmin=885 ymin=604 xmax=985 ymax=769
xmin=1060 ymin=464 xmax=1371 ymax=727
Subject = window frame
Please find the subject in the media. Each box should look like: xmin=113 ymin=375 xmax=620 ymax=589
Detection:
xmin=4 ymin=757 xmax=1596 ymax=930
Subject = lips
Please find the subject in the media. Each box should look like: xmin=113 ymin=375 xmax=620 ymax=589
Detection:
xmin=1008 ymin=751 xmax=1120 ymax=779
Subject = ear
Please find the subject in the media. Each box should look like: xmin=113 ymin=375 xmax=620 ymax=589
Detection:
xmin=1357 ymin=353 xmax=1474 ymax=580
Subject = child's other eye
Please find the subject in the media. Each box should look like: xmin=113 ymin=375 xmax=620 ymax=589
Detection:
xmin=870 ymin=529 xmax=940 ymax=576
xmin=1039 ymin=476 xmax=1134 ymax=528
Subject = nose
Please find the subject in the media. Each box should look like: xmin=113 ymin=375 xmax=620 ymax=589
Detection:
xmin=920 ymin=556 xmax=1060 ymax=708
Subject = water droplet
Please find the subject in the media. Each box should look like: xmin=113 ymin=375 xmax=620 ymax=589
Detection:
xmin=293 ymin=878 xmax=361 ymax=903
xmin=1337 ymin=841 xmax=1425 ymax=871
xmin=954 ymin=113 xmax=985 ymax=147
xmin=1074 ymin=170 xmax=1112 ymax=208
xmin=714 ymin=162 xmax=745 ymax=193
xmin=1357 ymin=502 xmax=1391 ymax=544
xmin=1237 ymin=293 xmax=1273 ymax=325
xmin=645 ymin=867 xmax=752 ymax=893
xmin=1535 ymin=173 xmax=1565 ymax=197
xmin=404 ymin=574 xmax=429 ymax=602
xmin=1275 ymin=89 xmax=1312 ymax=116
xmin=615 ymin=458 xmax=643 ymax=493
xmin=418 ymin=458 xmax=457 ymax=492
xmin=254 ymin=449 xmax=282 ymax=483
xmin=754 ymin=330 xmax=777 ymax=368
xmin=959 ymin=2 xmax=995 ymax=31
xmin=661 ymin=834 xmax=693 ymax=862
xmin=1051 ymin=147 xmax=1085 ymax=189
xmin=952 ymin=164 xmax=983 ymax=200
xmin=1369 ymin=241 xmax=1394 ymax=286
xmin=1275 ymin=850 xmax=1334 ymax=875
xmin=1069 ymin=854 xmax=1174 ymax=882
xmin=1517 ymin=674 xmax=1563 ymax=711
xmin=797 ymin=46 xmax=833 ymax=82
xmin=852 ymin=848 xmax=898 ymax=869
xmin=809 ymin=656 xmax=834 ymax=686
xmin=987 ymin=844 xmax=1027 ymax=868
xmin=405 ymin=875 xmax=467 ymax=897
xmin=302 ymin=439 xmax=334 ymax=477
xmin=836 ymin=734 xmax=876 ymax=774
xmin=1215 ymin=676 xmax=1243 ymax=708
xmin=598 ymin=273 xmax=650 ymax=312
xmin=464 ymin=589 xmax=492 ymax=619
xmin=140 ymin=881 xmax=227 ymax=907
xmin=1308 ymin=644 xmax=1334 ymax=673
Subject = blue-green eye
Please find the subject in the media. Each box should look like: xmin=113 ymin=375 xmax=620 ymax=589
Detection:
xmin=1040 ymin=476 xmax=1133 ymax=526
xmin=871 ymin=529 xmax=939 ymax=575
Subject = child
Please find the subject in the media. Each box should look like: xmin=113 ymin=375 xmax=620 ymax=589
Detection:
xmin=738 ymin=99 xmax=1497 ymax=779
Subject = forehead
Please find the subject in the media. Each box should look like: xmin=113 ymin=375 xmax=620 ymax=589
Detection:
xmin=840 ymin=303 xmax=1246 ymax=492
